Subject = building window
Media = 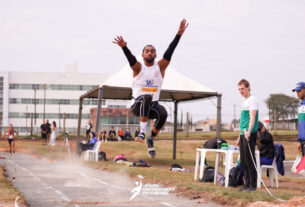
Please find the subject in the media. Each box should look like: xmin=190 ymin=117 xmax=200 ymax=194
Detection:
xmin=9 ymin=98 xmax=105 ymax=106
xmin=9 ymin=112 xmax=90 ymax=119
xmin=9 ymin=83 xmax=97 ymax=91
xmin=108 ymin=105 xmax=127 ymax=108
xmin=100 ymin=116 xmax=139 ymax=125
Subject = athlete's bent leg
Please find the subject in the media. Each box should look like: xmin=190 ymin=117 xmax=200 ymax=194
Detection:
xmin=131 ymin=95 xmax=153 ymax=142
xmin=146 ymin=102 xmax=168 ymax=158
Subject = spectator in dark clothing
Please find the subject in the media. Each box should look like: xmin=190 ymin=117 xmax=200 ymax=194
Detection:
xmin=45 ymin=119 xmax=51 ymax=144
xmin=124 ymin=128 xmax=132 ymax=141
xmin=101 ymin=129 xmax=107 ymax=142
xmin=108 ymin=127 xmax=116 ymax=141
xmin=77 ymin=132 xmax=98 ymax=156
xmin=86 ymin=121 xmax=93 ymax=139
xmin=40 ymin=120 xmax=47 ymax=139
xmin=135 ymin=128 xmax=140 ymax=138
xmin=257 ymin=121 xmax=275 ymax=165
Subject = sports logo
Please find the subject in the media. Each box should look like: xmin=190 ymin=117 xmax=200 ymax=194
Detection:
xmin=130 ymin=175 xmax=175 ymax=200
xmin=130 ymin=175 xmax=143 ymax=200
xmin=146 ymin=80 xmax=154 ymax=87
xmin=142 ymin=79 xmax=157 ymax=93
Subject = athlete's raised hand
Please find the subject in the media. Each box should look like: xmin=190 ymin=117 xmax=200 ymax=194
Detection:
xmin=113 ymin=36 xmax=127 ymax=47
xmin=177 ymin=19 xmax=189 ymax=36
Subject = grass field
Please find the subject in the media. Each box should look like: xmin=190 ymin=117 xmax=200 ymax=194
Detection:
xmin=156 ymin=130 xmax=298 ymax=141
xmin=0 ymin=132 xmax=304 ymax=206
xmin=0 ymin=165 xmax=27 ymax=207
xmin=16 ymin=130 xmax=299 ymax=141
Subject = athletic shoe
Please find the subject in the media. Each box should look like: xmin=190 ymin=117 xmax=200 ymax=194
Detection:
xmin=238 ymin=186 xmax=249 ymax=192
xmin=146 ymin=136 xmax=156 ymax=158
xmin=148 ymin=148 xmax=156 ymax=158
xmin=246 ymin=187 xmax=256 ymax=192
xmin=135 ymin=132 xmax=145 ymax=143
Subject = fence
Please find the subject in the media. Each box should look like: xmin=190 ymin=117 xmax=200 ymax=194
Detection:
xmin=0 ymin=126 xmax=87 ymax=136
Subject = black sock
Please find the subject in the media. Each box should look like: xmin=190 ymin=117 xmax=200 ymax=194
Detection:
xmin=150 ymin=131 xmax=157 ymax=139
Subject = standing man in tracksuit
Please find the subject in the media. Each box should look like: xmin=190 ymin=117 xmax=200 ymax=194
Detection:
xmin=113 ymin=19 xmax=188 ymax=158
xmin=237 ymin=79 xmax=259 ymax=192
xmin=292 ymin=82 xmax=305 ymax=157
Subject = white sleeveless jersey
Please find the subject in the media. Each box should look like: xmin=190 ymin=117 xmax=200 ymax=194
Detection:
xmin=132 ymin=61 xmax=163 ymax=102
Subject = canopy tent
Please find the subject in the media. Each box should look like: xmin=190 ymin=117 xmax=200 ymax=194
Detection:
xmin=77 ymin=63 xmax=222 ymax=159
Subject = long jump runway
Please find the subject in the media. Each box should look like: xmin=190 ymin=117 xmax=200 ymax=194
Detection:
xmin=0 ymin=152 xmax=222 ymax=207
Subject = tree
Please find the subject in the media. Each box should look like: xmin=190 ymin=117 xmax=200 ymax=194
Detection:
xmin=265 ymin=94 xmax=299 ymax=128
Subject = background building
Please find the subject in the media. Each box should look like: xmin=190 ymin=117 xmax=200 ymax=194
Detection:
xmin=194 ymin=118 xmax=230 ymax=132
xmin=90 ymin=107 xmax=140 ymax=135
xmin=0 ymin=65 xmax=116 ymax=135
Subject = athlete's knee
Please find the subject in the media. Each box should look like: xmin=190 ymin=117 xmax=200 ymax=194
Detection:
xmin=159 ymin=107 xmax=168 ymax=120
xmin=161 ymin=110 xmax=168 ymax=120
xmin=131 ymin=108 xmax=140 ymax=116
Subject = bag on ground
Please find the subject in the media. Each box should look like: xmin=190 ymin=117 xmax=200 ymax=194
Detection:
xmin=113 ymin=154 xmax=127 ymax=162
xmin=130 ymin=160 xmax=151 ymax=167
xmin=200 ymin=167 xmax=215 ymax=182
xmin=228 ymin=166 xmax=244 ymax=187
xmin=98 ymin=151 xmax=107 ymax=161
xmin=170 ymin=164 xmax=183 ymax=169
xmin=216 ymin=172 xmax=225 ymax=186
xmin=170 ymin=163 xmax=190 ymax=172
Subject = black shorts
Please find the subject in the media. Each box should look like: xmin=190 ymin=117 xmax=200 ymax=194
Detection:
xmin=131 ymin=95 xmax=168 ymax=131
xmin=8 ymin=139 xmax=14 ymax=144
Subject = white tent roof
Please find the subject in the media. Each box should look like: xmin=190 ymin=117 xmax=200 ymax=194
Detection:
xmin=81 ymin=61 xmax=218 ymax=102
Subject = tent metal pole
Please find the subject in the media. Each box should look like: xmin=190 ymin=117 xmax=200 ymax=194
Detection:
xmin=77 ymin=98 xmax=83 ymax=150
xmin=214 ymin=93 xmax=222 ymax=184
xmin=95 ymin=88 xmax=103 ymax=134
xmin=173 ymin=101 xmax=178 ymax=159
xmin=216 ymin=93 xmax=222 ymax=139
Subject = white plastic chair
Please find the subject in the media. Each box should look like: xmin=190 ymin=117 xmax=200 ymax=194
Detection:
xmin=84 ymin=141 xmax=101 ymax=161
xmin=260 ymin=156 xmax=279 ymax=188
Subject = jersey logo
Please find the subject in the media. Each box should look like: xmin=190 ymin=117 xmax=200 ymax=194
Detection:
xmin=143 ymin=80 xmax=158 ymax=93
xmin=146 ymin=80 xmax=154 ymax=87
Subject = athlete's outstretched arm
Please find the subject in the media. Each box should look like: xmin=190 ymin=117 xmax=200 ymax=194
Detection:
xmin=158 ymin=19 xmax=189 ymax=76
xmin=113 ymin=36 xmax=141 ymax=76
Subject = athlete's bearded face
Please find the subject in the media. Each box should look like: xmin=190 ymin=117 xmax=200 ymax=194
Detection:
xmin=142 ymin=45 xmax=156 ymax=64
